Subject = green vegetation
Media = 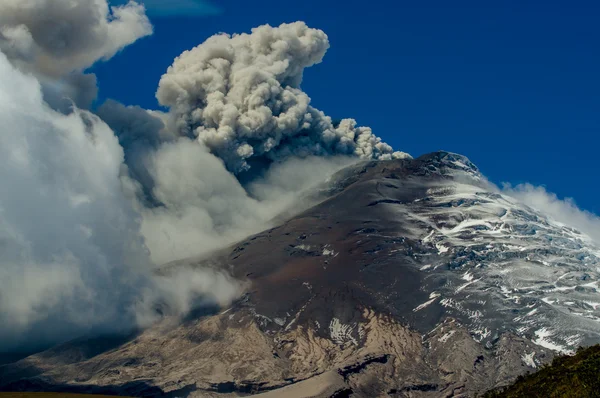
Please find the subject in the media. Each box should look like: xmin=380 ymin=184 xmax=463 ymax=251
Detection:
xmin=485 ymin=345 xmax=600 ymax=398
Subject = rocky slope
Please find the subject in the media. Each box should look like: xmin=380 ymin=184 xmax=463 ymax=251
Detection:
xmin=2 ymin=151 xmax=600 ymax=397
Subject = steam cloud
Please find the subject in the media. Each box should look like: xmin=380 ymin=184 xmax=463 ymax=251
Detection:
xmin=0 ymin=0 xmax=152 ymax=109
xmin=0 ymin=51 xmax=146 ymax=349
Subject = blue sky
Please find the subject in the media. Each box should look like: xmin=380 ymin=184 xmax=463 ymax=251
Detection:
xmin=95 ymin=0 xmax=599 ymax=214
xmin=111 ymin=0 xmax=221 ymax=16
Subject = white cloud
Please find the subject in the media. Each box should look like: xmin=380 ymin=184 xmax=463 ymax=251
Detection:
xmin=0 ymin=0 xmax=152 ymax=109
xmin=0 ymin=52 xmax=241 ymax=351
xmin=502 ymin=183 xmax=600 ymax=245
xmin=0 ymin=51 xmax=146 ymax=349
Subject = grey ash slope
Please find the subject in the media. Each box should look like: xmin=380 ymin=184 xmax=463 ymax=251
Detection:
xmin=2 ymin=151 xmax=600 ymax=397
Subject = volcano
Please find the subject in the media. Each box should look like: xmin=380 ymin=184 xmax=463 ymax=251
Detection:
xmin=2 ymin=151 xmax=600 ymax=397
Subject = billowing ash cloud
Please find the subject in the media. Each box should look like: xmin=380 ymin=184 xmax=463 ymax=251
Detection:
xmin=0 ymin=18 xmax=404 ymax=353
xmin=100 ymin=22 xmax=405 ymax=264
xmin=97 ymin=100 xmax=357 ymax=266
xmin=156 ymin=22 xmax=410 ymax=174
xmin=0 ymin=0 xmax=152 ymax=109
xmin=97 ymin=99 xmax=172 ymax=199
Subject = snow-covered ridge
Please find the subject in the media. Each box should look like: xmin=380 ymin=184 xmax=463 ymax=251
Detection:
xmin=416 ymin=151 xmax=483 ymax=181
xmin=388 ymin=165 xmax=600 ymax=353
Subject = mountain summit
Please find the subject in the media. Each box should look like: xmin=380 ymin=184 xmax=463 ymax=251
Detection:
xmin=2 ymin=152 xmax=600 ymax=397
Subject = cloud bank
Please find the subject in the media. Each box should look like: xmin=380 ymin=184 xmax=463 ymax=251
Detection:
xmin=0 ymin=51 xmax=145 ymax=349
xmin=0 ymin=52 xmax=254 ymax=351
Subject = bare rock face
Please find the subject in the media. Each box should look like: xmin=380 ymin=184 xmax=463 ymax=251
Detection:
xmin=0 ymin=311 xmax=551 ymax=397
xmin=3 ymin=151 xmax=600 ymax=397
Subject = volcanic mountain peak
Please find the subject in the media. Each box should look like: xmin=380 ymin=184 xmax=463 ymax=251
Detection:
xmin=2 ymin=152 xmax=599 ymax=397
xmin=415 ymin=151 xmax=481 ymax=178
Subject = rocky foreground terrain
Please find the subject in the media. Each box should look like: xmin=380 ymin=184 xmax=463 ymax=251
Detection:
xmin=2 ymin=152 xmax=600 ymax=397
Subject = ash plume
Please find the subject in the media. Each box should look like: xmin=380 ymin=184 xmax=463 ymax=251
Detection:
xmin=101 ymin=22 xmax=406 ymax=265
xmin=156 ymin=22 xmax=410 ymax=174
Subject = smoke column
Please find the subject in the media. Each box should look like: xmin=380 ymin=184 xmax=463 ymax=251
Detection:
xmin=155 ymin=22 xmax=409 ymax=174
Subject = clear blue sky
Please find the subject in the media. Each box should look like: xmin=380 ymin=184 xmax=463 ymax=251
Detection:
xmin=95 ymin=0 xmax=600 ymax=214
